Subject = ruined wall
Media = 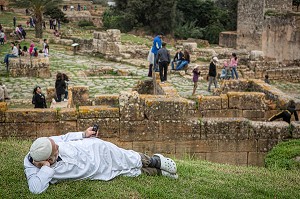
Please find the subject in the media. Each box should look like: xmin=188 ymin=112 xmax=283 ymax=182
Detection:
xmin=219 ymin=31 xmax=237 ymax=48
xmin=93 ymin=29 xmax=121 ymax=56
xmin=262 ymin=15 xmax=300 ymax=62
xmin=265 ymin=0 xmax=293 ymax=11
xmin=9 ymin=57 xmax=51 ymax=78
xmin=237 ymin=0 xmax=264 ymax=50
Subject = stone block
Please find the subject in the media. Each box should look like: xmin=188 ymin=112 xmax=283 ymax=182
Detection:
xmin=94 ymin=94 xmax=119 ymax=107
xmin=77 ymin=118 xmax=119 ymax=138
xmin=206 ymin=152 xmax=248 ymax=166
xmin=175 ymin=152 xmax=206 ymax=160
xmin=218 ymin=140 xmax=257 ymax=152
xmin=120 ymin=120 xmax=159 ymax=142
xmin=119 ymin=91 xmax=144 ymax=121
xmin=58 ymin=121 xmax=78 ymax=134
xmin=291 ymin=121 xmax=300 ymax=138
xmin=4 ymin=123 xmax=37 ymax=138
xmin=199 ymin=96 xmax=222 ymax=110
xmin=182 ymin=42 xmax=197 ymax=52
xmin=46 ymin=87 xmax=56 ymax=102
xmin=176 ymin=140 xmax=219 ymax=153
xmin=200 ymin=109 xmax=243 ymax=118
xmin=227 ymin=92 xmax=266 ymax=110
xmin=257 ymin=139 xmax=279 ymax=152
xmin=242 ymin=110 xmax=265 ymax=119
xmin=248 ymin=152 xmax=266 ymax=167
xmin=36 ymin=123 xmax=60 ymax=137
xmin=153 ymin=141 xmax=176 ymax=154
xmin=250 ymin=121 xmax=289 ymax=139
xmin=132 ymin=141 xmax=156 ymax=154
xmin=9 ymin=57 xmax=50 ymax=77
xmin=220 ymin=94 xmax=228 ymax=109
xmin=71 ymin=86 xmax=90 ymax=106
xmin=79 ymin=106 xmax=119 ymax=119
xmin=0 ymin=102 xmax=8 ymax=112
xmin=58 ymin=108 xmax=78 ymax=121
xmin=5 ymin=109 xmax=58 ymax=123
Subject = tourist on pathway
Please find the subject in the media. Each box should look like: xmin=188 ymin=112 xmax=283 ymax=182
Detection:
xmin=55 ymin=72 xmax=67 ymax=102
xmin=24 ymin=126 xmax=178 ymax=194
xmin=32 ymin=86 xmax=47 ymax=108
xmin=151 ymin=33 xmax=163 ymax=72
xmin=268 ymin=100 xmax=299 ymax=124
xmin=230 ymin=53 xmax=239 ymax=79
xmin=3 ymin=42 xmax=18 ymax=72
xmin=156 ymin=42 xmax=170 ymax=83
xmin=192 ymin=65 xmax=200 ymax=95
xmin=171 ymin=48 xmax=184 ymax=70
xmin=0 ymin=30 xmax=5 ymax=45
xmin=13 ymin=16 xmax=16 ymax=27
xmin=208 ymin=56 xmax=219 ymax=92
xmin=0 ymin=82 xmax=10 ymax=101
xmin=175 ymin=50 xmax=190 ymax=71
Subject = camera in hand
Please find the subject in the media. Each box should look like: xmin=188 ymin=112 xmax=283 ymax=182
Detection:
xmin=92 ymin=124 xmax=99 ymax=133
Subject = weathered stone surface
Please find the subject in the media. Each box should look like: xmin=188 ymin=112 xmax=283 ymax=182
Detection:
xmin=58 ymin=108 xmax=77 ymax=121
xmin=291 ymin=121 xmax=300 ymax=138
xmin=250 ymin=121 xmax=289 ymax=140
xmin=153 ymin=141 xmax=176 ymax=154
xmin=132 ymin=141 xmax=156 ymax=154
xmin=219 ymin=31 xmax=237 ymax=48
xmin=119 ymin=120 xmax=159 ymax=142
xmin=58 ymin=121 xmax=78 ymax=134
xmin=176 ymin=140 xmax=218 ymax=153
xmin=242 ymin=110 xmax=265 ymax=119
xmin=77 ymin=118 xmax=119 ymax=138
xmin=199 ymin=95 xmax=222 ymax=110
xmin=79 ymin=106 xmax=119 ymax=118
xmin=227 ymin=92 xmax=266 ymax=110
xmin=206 ymin=152 xmax=248 ymax=166
xmin=9 ymin=57 xmax=50 ymax=78
xmin=119 ymin=91 xmax=144 ymax=121
xmin=4 ymin=122 xmax=37 ymax=138
xmin=5 ymin=109 xmax=57 ymax=123
xmin=200 ymin=109 xmax=243 ymax=118
xmin=94 ymin=94 xmax=119 ymax=107
xmin=36 ymin=123 xmax=59 ymax=137
xmin=71 ymin=86 xmax=90 ymax=106
xmin=248 ymin=152 xmax=266 ymax=167
xmin=257 ymin=139 xmax=279 ymax=152
xmin=218 ymin=140 xmax=257 ymax=152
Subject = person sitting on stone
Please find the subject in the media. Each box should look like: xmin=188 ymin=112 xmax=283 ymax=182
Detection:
xmin=171 ymin=48 xmax=184 ymax=70
xmin=175 ymin=49 xmax=190 ymax=71
xmin=22 ymin=46 xmax=28 ymax=56
xmin=0 ymin=82 xmax=10 ymax=101
xmin=268 ymin=100 xmax=299 ymax=124
xmin=24 ymin=126 xmax=178 ymax=194
xmin=54 ymin=29 xmax=60 ymax=37
xmin=3 ymin=42 xmax=18 ymax=72
xmin=32 ymin=47 xmax=38 ymax=57
xmin=32 ymin=86 xmax=47 ymax=108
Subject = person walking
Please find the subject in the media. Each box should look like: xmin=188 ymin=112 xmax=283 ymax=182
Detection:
xmin=13 ymin=16 xmax=16 ymax=27
xmin=156 ymin=42 xmax=170 ymax=83
xmin=230 ymin=53 xmax=239 ymax=79
xmin=24 ymin=126 xmax=178 ymax=194
xmin=208 ymin=57 xmax=219 ymax=92
xmin=192 ymin=65 xmax=200 ymax=95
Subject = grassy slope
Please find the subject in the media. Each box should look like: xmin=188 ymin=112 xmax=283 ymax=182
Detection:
xmin=0 ymin=139 xmax=300 ymax=199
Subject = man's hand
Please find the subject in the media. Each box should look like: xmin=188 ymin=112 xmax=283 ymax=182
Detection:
xmin=84 ymin=127 xmax=98 ymax=138
xmin=33 ymin=160 xmax=50 ymax=168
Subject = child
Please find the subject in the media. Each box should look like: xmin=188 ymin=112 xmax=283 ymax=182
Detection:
xmin=230 ymin=53 xmax=238 ymax=79
xmin=192 ymin=65 xmax=200 ymax=95
xmin=264 ymin=74 xmax=270 ymax=84
xmin=44 ymin=44 xmax=49 ymax=57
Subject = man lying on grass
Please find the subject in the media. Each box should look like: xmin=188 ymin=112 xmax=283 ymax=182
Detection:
xmin=24 ymin=126 xmax=178 ymax=194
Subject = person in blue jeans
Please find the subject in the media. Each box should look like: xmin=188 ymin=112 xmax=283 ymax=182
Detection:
xmin=151 ymin=33 xmax=163 ymax=72
xmin=171 ymin=48 xmax=184 ymax=70
xmin=4 ymin=42 xmax=18 ymax=72
xmin=176 ymin=50 xmax=190 ymax=70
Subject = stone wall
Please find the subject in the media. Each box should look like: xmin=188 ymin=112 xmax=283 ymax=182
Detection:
xmin=265 ymin=0 xmax=293 ymax=11
xmin=237 ymin=0 xmax=264 ymax=50
xmin=8 ymin=57 xmax=51 ymax=78
xmin=93 ymin=29 xmax=121 ymax=56
xmin=262 ymin=14 xmax=300 ymax=62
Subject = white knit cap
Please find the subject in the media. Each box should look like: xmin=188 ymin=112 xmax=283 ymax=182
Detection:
xmin=30 ymin=137 xmax=52 ymax=161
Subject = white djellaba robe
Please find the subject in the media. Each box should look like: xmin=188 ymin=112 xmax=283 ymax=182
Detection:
xmin=24 ymin=132 xmax=142 ymax=194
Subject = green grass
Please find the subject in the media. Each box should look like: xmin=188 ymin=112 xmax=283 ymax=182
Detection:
xmin=121 ymin=33 xmax=152 ymax=47
xmin=1 ymin=139 xmax=300 ymax=198
xmin=265 ymin=139 xmax=300 ymax=170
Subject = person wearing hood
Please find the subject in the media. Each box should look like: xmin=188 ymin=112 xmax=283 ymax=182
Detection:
xmin=29 ymin=43 xmax=35 ymax=56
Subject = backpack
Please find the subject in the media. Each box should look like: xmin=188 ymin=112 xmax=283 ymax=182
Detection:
xmin=32 ymin=95 xmax=36 ymax=104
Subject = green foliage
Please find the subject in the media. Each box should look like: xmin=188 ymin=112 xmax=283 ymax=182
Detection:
xmin=204 ymin=21 xmax=224 ymax=44
xmin=1 ymin=139 xmax=300 ymax=198
xmin=265 ymin=139 xmax=300 ymax=170
xmin=103 ymin=9 xmax=135 ymax=32
xmin=174 ymin=21 xmax=204 ymax=40
xmin=44 ymin=6 xmax=69 ymax=23
xmin=78 ymin=20 xmax=95 ymax=27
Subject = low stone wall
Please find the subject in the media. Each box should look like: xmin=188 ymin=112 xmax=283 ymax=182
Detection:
xmin=8 ymin=57 xmax=50 ymax=78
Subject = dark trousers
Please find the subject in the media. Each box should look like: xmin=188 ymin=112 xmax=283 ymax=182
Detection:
xmin=159 ymin=61 xmax=168 ymax=82
xmin=139 ymin=153 xmax=161 ymax=176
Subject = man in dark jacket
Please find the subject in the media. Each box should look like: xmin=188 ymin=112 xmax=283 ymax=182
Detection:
xmin=171 ymin=48 xmax=184 ymax=70
xmin=156 ymin=42 xmax=170 ymax=83
xmin=32 ymin=86 xmax=47 ymax=108
xmin=208 ymin=57 xmax=218 ymax=92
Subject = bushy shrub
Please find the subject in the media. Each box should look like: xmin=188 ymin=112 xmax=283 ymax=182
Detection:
xmin=265 ymin=139 xmax=300 ymax=170
xmin=102 ymin=10 xmax=135 ymax=32
xmin=78 ymin=20 xmax=95 ymax=27
xmin=174 ymin=21 xmax=204 ymax=40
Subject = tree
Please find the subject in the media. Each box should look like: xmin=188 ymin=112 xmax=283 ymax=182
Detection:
xmin=293 ymin=0 xmax=300 ymax=11
xmin=9 ymin=0 xmax=62 ymax=38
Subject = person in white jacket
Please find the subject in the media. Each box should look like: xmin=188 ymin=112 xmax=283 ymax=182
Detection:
xmin=24 ymin=126 xmax=178 ymax=194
